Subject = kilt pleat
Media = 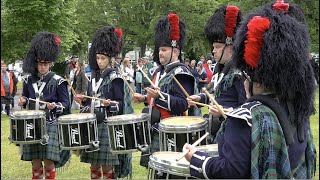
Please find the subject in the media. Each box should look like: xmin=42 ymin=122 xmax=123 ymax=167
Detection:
xmin=21 ymin=123 xmax=70 ymax=167
xmin=80 ymin=122 xmax=119 ymax=166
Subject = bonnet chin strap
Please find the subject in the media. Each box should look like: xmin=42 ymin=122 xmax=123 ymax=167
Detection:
xmin=217 ymin=44 xmax=227 ymax=64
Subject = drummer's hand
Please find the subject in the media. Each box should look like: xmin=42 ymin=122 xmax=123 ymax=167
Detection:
xmin=145 ymin=87 xmax=160 ymax=99
xmin=46 ymin=102 xmax=56 ymax=110
xmin=102 ymin=99 xmax=111 ymax=106
xmin=74 ymin=94 xmax=83 ymax=103
xmin=187 ymin=95 xmax=201 ymax=108
xmin=208 ymin=105 xmax=222 ymax=118
xmin=183 ymin=143 xmax=198 ymax=162
xmin=18 ymin=97 xmax=26 ymax=107
xmin=133 ymin=93 xmax=145 ymax=103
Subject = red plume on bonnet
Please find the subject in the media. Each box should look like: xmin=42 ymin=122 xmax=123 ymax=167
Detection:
xmin=225 ymin=6 xmax=240 ymax=38
xmin=168 ymin=13 xmax=180 ymax=47
xmin=244 ymin=16 xmax=270 ymax=69
xmin=273 ymin=0 xmax=289 ymax=12
xmin=114 ymin=28 xmax=123 ymax=39
xmin=55 ymin=36 xmax=61 ymax=46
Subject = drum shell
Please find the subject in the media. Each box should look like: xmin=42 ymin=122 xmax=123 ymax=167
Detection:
xmin=107 ymin=113 xmax=151 ymax=154
xmin=9 ymin=110 xmax=46 ymax=144
xmin=159 ymin=116 xmax=208 ymax=152
xmin=148 ymin=151 xmax=192 ymax=179
xmin=57 ymin=113 xmax=98 ymax=150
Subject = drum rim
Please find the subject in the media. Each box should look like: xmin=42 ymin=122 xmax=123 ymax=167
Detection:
xmin=10 ymin=110 xmax=46 ymax=119
xmin=106 ymin=113 xmax=150 ymax=123
xmin=57 ymin=113 xmax=96 ymax=123
xmin=149 ymin=152 xmax=190 ymax=177
xmin=159 ymin=120 xmax=208 ymax=132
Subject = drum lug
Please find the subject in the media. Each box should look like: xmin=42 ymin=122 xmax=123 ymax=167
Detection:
xmin=92 ymin=140 xmax=99 ymax=147
xmin=137 ymin=144 xmax=149 ymax=152
xmin=40 ymin=134 xmax=49 ymax=145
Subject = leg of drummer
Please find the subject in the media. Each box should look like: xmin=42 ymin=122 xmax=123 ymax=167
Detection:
xmin=102 ymin=165 xmax=113 ymax=179
xmin=32 ymin=159 xmax=44 ymax=180
xmin=90 ymin=165 xmax=102 ymax=179
xmin=43 ymin=159 xmax=56 ymax=180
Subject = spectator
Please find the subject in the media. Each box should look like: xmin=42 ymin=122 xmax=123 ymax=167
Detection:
xmin=196 ymin=61 xmax=208 ymax=92
xmin=141 ymin=57 xmax=153 ymax=93
xmin=199 ymin=55 xmax=213 ymax=82
xmin=134 ymin=59 xmax=143 ymax=93
xmin=184 ymin=58 xmax=190 ymax=66
xmin=122 ymin=57 xmax=135 ymax=91
xmin=72 ymin=59 xmax=88 ymax=110
xmin=1 ymin=60 xmax=17 ymax=115
xmin=310 ymin=53 xmax=319 ymax=85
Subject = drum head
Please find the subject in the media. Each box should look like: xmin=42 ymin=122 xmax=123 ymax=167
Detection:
xmin=11 ymin=110 xmax=46 ymax=119
xmin=106 ymin=113 xmax=149 ymax=125
xmin=149 ymin=151 xmax=190 ymax=177
xmin=159 ymin=116 xmax=207 ymax=132
xmin=58 ymin=113 xmax=96 ymax=123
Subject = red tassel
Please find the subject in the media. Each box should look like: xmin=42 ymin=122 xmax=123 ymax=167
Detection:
xmin=273 ymin=0 xmax=289 ymax=12
xmin=244 ymin=16 xmax=271 ymax=69
xmin=225 ymin=6 xmax=240 ymax=38
xmin=168 ymin=13 xmax=180 ymax=41
xmin=54 ymin=36 xmax=61 ymax=46
xmin=114 ymin=28 xmax=123 ymax=39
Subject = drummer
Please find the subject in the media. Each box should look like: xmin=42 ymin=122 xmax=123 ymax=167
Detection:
xmin=74 ymin=26 xmax=134 ymax=179
xmin=183 ymin=1 xmax=317 ymax=179
xmin=18 ymin=32 xmax=71 ymax=179
xmin=188 ymin=5 xmax=246 ymax=142
xmin=133 ymin=13 xmax=200 ymax=169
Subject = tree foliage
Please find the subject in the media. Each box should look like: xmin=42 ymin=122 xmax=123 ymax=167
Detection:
xmin=1 ymin=0 xmax=318 ymax=65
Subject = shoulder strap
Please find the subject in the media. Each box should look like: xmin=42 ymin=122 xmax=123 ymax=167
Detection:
xmin=246 ymin=95 xmax=296 ymax=145
xmin=165 ymin=62 xmax=188 ymax=73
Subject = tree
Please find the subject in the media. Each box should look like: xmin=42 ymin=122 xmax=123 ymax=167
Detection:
xmin=1 ymin=0 xmax=79 ymax=63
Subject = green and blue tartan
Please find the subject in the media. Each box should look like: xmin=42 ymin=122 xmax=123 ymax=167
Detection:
xmin=21 ymin=123 xmax=71 ymax=168
xmin=80 ymin=122 xmax=119 ymax=166
xmin=215 ymin=102 xmax=317 ymax=179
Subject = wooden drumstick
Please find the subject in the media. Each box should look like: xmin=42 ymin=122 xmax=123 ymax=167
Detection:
xmin=65 ymin=76 xmax=119 ymax=104
xmin=176 ymin=132 xmax=210 ymax=161
xmin=137 ymin=65 xmax=165 ymax=99
xmin=65 ymin=76 xmax=77 ymax=96
xmin=202 ymin=87 xmax=227 ymax=119
xmin=112 ymin=60 xmax=135 ymax=96
xmin=29 ymin=98 xmax=65 ymax=109
xmin=171 ymin=74 xmax=229 ymax=112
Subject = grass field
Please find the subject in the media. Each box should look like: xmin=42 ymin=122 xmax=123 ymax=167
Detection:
xmin=1 ymin=88 xmax=319 ymax=179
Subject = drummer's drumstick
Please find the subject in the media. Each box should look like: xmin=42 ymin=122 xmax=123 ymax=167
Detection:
xmin=176 ymin=132 xmax=210 ymax=161
xmin=29 ymin=98 xmax=65 ymax=109
xmin=81 ymin=95 xmax=119 ymax=104
xmin=64 ymin=76 xmax=77 ymax=96
xmin=137 ymin=65 xmax=165 ymax=100
xmin=202 ymin=88 xmax=227 ymax=119
xmin=171 ymin=74 xmax=190 ymax=98
xmin=171 ymin=75 xmax=229 ymax=112
xmin=191 ymin=101 xmax=230 ymax=112
xmin=65 ymin=76 xmax=119 ymax=104
xmin=113 ymin=61 xmax=135 ymax=96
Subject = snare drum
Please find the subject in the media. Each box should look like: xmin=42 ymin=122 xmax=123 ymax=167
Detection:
xmin=159 ymin=116 xmax=208 ymax=152
xmin=9 ymin=110 xmax=47 ymax=144
xmin=57 ymin=113 xmax=99 ymax=151
xmin=148 ymin=151 xmax=195 ymax=179
xmin=107 ymin=113 xmax=151 ymax=154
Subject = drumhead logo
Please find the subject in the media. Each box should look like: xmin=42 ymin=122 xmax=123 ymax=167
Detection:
xmin=115 ymin=129 xmax=124 ymax=148
xmin=167 ymin=138 xmax=175 ymax=151
xmin=26 ymin=123 xmax=34 ymax=139
xmin=71 ymin=128 xmax=80 ymax=145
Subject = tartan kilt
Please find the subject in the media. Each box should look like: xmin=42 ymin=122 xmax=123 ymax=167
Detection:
xmin=21 ymin=123 xmax=70 ymax=168
xmin=80 ymin=122 xmax=119 ymax=166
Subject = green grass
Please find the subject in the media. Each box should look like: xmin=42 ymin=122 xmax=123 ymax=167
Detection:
xmin=1 ymin=89 xmax=318 ymax=179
